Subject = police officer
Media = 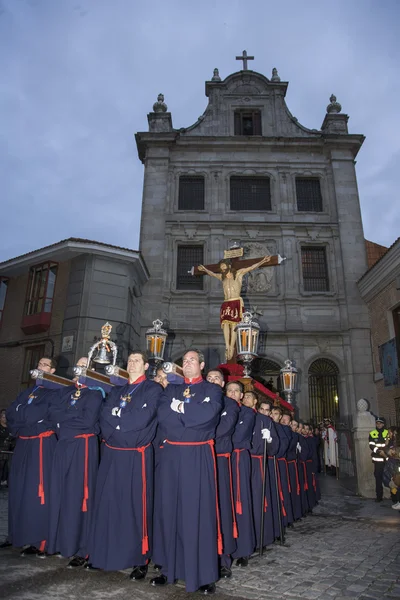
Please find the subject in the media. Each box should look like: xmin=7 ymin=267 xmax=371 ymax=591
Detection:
xmin=369 ymin=417 xmax=389 ymax=502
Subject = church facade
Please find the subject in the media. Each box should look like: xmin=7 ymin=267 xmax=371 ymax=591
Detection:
xmin=136 ymin=57 xmax=376 ymax=423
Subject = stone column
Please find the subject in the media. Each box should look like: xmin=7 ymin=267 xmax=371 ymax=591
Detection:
xmin=352 ymin=398 xmax=377 ymax=498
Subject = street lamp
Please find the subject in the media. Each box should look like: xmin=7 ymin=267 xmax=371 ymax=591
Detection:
xmin=280 ymin=359 xmax=298 ymax=404
xmin=145 ymin=319 xmax=168 ymax=364
xmin=235 ymin=311 xmax=260 ymax=377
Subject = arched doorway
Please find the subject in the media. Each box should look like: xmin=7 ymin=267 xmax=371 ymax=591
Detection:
xmin=308 ymin=358 xmax=339 ymax=424
xmin=252 ymin=358 xmax=282 ymax=394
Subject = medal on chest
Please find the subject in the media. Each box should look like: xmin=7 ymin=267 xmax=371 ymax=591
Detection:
xmin=70 ymin=388 xmax=82 ymax=406
xmin=119 ymin=392 xmax=132 ymax=409
xmin=183 ymin=387 xmax=195 ymax=402
xmin=27 ymin=386 xmax=41 ymax=405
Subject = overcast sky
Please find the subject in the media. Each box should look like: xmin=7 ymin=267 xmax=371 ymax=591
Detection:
xmin=1 ymin=0 xmax=399 ymax=262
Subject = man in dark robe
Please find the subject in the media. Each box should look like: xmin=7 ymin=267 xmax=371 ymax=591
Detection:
xmin=47 ymin=357 xmax=103 ymax=566
xmin=297 ymin=422 xmax=310 ymax=515
xmin=303 ymin=424 xmax=320 ymax=505
xmin=270 ymin=407 xmax=293 ymax=527
xmin=206 ymin=368 xmax=239 ymax=579
xmin=229 ymin=383 xmax=256 ymax=567
xmin=6 ymin=356 xmax=58 ymax=556
xmin=251 ymin=399 xmax=280 ymax=549
xmin=151 ymin=349 xmax=223 ymax=594
xmin=286 ymin=418 xmax=303 ymax=521
xmin=86 ymin=351 xmax=161 ymax=578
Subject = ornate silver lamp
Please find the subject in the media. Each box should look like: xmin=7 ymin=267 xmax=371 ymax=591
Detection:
xmin=235 ymin=311 xmax=260 ymax=377
xmin=280 ymin=359 xmax=298 ymax=404
xmin=145 ymin=319 xmax=167 ymax=364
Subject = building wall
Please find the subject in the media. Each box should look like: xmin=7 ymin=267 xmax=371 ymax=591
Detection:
xmin=138 ymin=70 xmax=376 ymax=422
xmin=368 ymin=279 xmax=400 ymax=422
xmin=0 ymin=260 xmax=70 ymax=405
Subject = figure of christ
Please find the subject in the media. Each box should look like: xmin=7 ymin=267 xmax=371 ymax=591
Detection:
xmin=198 ymin=256 xmax=271 ymax=360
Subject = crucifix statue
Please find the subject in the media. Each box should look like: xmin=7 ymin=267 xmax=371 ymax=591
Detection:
xmin=190 ymin=245 xmax=285 ymax=360
xmin=236 ymin=50 xmax=254 ymax=71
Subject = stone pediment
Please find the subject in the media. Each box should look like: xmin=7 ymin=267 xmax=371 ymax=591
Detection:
xmin=177 ymin=70 xmax=320 ymax=138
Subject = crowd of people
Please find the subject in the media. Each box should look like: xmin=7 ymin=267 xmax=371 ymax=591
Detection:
xmin=1 ymin=349 xmax=323 ymax=595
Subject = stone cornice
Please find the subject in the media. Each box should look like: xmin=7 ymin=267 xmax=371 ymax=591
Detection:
xmin=358 ymin=239 xmax=400 ymax=302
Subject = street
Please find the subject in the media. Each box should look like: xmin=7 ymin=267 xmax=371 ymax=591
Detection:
xmin=0 ymin=476 xmax=399 ymax=600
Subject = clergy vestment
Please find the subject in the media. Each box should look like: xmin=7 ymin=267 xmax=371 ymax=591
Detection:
xmin=251 ymin=413 xmax=279 ymax=548
xmin=215 ymin=395 xmax=240 ymax=568
xmin=152 ymin=378 xmax=223 ymax=593
xmin=286 ymin=430 xmax=303 ymax=521
xmin=231 ymin=404 xmax=256 ymax=560
xmin=47 ymin=385 xmax=103 ymax=558
xmin=87 ymin=376 xmax=161 ymax=570
xmin=6 ymin=386 xmax=58 ymax=551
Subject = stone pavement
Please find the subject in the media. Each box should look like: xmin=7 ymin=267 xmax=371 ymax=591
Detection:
xmin=0 ymin=476 xmax=399 ymax=600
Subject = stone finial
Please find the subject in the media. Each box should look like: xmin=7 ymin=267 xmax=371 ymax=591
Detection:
xmin=326 ymin=94 xmax=342 ymax=114
xmin=211 ymin=68 xmax=221 ymax=82
xmin=271 ymin=67 xmax=281 ymax=82
xmin=357 ymin=398 xmax=369 ymax=413
xmin=153 ymin=93 xmax=168 ymax=113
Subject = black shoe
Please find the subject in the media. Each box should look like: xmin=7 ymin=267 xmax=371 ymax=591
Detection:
xmin=235 ymin=557 xmax=248 ymax=567
xmin=220 ymin=566 xmax=232 ymax=579
xmin=0 ymin=540 xmax=12 ymax=549
xmin=68 ymin=556 xmax=87 ymax=568
xmin=20 ymin=546 xmax=39 ymax=556
xmin=150 ymin=574 xmax=168 ymax=586
xmin=375 ymin=498 xmax=383 ymax=503
xmin=199 ymin=583 xmax=216 ymax=595
xmin=84 ymin=562 xmax=99 ymax=571
xmin=130 ymin=565 xmax=148 ymax=580
xmin=36 ymin=551 xmax=48 ymax=559
xmin=153 ymin=564 xmax=162 ymax=571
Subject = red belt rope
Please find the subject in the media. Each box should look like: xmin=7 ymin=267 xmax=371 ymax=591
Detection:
xmin=104 ymin=441 xmax=151 ymax=554
xmin=287 ymin=459 xmax=301 ymax=495
xmin=300 ymin=461 xmax=309 ymax=491
xmin=251 ymin=455 xmax=268 ymax=511
xmin=19 ymin=431 xmax=55 ymax=505
xmin=217 ymin=453 xmax=238 ymax=538
xmin=233 ymin=448 xmax=246 ymax=515
xmin=75 ymin=433 xmax=95 ymax=512
xmin=166 ymin=439 xmax=223 ymax=555
xmin=278 ymin=457 xmax=291 ymax=493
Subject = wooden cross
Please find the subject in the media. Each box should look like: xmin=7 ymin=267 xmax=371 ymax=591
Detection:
xmin=188 ymin=247 xmax=285 ymax=277
xmin=236 ymin=50 xmax=254 ymax=71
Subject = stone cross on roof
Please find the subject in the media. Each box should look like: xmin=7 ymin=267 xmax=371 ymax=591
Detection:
xmin=236 ymin=50 xmax=254 ymax=70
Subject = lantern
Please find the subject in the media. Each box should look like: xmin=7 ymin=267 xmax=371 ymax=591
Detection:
xmin=235 ymin=311 xmax=260 ymax=377
xmin=145 ymin=319 xmax=167 ymax=363
xmin=280 ymin=359 xmax=298 ymax=404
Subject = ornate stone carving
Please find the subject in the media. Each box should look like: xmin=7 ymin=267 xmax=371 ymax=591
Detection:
xmin=326 ymin=94 xmax=342 ymax=114
xmin=271 ymin=67 xmax=281 ymax=82
xmin=307 ymin=227 xmax=320 ymax=241
xmin=153 ymin=93 xmax=168 ymax=113
xmin=242 ymin=241 xmax=276 ymax=292
xmin=211 ymin=68 xmax=221 ymax=82
xmin=183 ymin=226 xmax=198 ymax=240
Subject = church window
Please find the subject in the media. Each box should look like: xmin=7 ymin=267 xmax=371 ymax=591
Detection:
xmin=230 ymin=176 xmax=271 ymax=211
xmin=178 ymin=176 xmax=205 ymax=210
xmin=301 ymin=247 xmax=329 ymax=292
xmin=296 ymin=178 xmax=323 ymax=212
xmin=0 ymin=278 xmax=8 ymax=327
xmin=308 ymin=358 xmax=339 ymax=424
xmin=176 ymin=246 xmax=204 ymax=290
xmin=234 ymin=111 xmax=262 ymax=136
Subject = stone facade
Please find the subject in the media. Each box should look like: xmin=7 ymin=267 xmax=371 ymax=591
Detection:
xmin=358 ymin=238 xmax=400 ymax=423
xmin=136 ymin=66 xmax=377 ymax=423
xmin=0 ymin=239 xmax=148 ymax=405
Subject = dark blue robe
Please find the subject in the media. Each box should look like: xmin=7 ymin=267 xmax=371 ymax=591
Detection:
xmin=251 ymin=414 xmax=279 ymax=548
xmin=215 ymin=396 xmax=240 ymax=567
xmin=88 ymin=378 xmax=161 ymax=570
xmin=307 ymin=435 xmax=321 ymax=502
xmin=297 ymin=436 xmax=310 ymax=514
xmin=152 ymin=380 xmax=223 ymax=592
xmin=6 ymin=386 xmax=58 ymax=550
xmin=274 ymin=422 xmax=294 ymax=526
xmin=231 ymin=405 xmax=256 ymax=559
xmin=286 ymin=430 xmax=303 ymax=521
xmin=47 ymin=385 xmax=103 ymax=557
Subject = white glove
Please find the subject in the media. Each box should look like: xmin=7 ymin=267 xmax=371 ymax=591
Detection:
xmin=297 ymin=442 xmax=302 ymax=453
xmin=112 ymin=407 xmax=121 ymax=417
xmin=389 ymin=480 xmax=396 ymax=489
xmin=261 ymin=428 xmax=272 ymax=442
xmin=170 ymin=399 xmax=185 ymax=413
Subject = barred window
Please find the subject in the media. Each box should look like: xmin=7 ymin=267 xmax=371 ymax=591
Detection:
xmin=230 ymin=177 xmax=271 ymax=211
xmin=178 ymin=176 xmax=205 ymax=210
xmin=177 ymin=245 xmax=204 ymax=290
xmin=234 ymin=111 xmax=262 ymax=136
xmin=296 ymin=178 xmax=323 ymax=212
xmin=301 ymin=247 xmax=329 ymax=292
